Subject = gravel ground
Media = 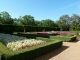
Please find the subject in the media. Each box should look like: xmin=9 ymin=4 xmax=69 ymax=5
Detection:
xmin=34 ymin=40 xmax=80 ymax=60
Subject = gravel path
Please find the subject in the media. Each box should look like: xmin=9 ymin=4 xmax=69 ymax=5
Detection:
xmin=34 ymin=40 xmax=80 ymax=60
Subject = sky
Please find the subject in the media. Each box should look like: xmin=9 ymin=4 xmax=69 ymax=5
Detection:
xmin=0 ymin=0 xmax=80 ymax=21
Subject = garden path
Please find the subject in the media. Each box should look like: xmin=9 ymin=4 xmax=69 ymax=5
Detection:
xmin=34 ymin=39 xmax=80 ymax=60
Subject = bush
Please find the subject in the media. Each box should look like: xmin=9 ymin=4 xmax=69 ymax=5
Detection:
xmin=69 ymin=36 xmax=76 ymax=42
xmin=0 ymin=52 xmax=2 ymax=60
xmin=0 ymin=40 xmax=62 ymax=60
xmin=0 ymin=24 xmax=14 ymax=33
xmin=16 ymin=33 xmax=50 ymax=38
xmin=0 ymin=24 xmax=60 ymax=33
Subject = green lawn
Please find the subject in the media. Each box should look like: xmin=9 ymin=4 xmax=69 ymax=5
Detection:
xmin=36 ymin=35 xmax=76 ymax=42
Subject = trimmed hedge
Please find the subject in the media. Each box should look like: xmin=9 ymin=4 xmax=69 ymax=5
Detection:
xmin=50 ymin=36 xmax=76 ymax=42
xmin=0 ymin=24 xmax=14 ymax=33
xmin=0 ymin=52 xmax=2 ymax=60
xmin=0 ymin=24 xmax=60 ymax=33
xmin=15 ymin=33 xmax=76 ymax=42
xmin=68 ymin=36 xmax=76 ymax=42
xmin=16 ymin=33 xmax=50 ymax=38
xmin=0 ymin=40 xmax=62 ymax=60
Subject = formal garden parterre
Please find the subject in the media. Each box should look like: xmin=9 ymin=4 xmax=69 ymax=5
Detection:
xmin=0 ymin=33 xmax=63 ymax=60
xmin=0 ymin=25 xmax=77 ymax=60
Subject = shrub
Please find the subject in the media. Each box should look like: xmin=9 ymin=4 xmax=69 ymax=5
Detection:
xmin=16 ymin=33 xmax=50 ymax=38
xmin=68 ymin=36 xmax=76 ymax=42
xmin=0 ymin=24 xmax=14 ymax=33
xmin=0 ymin=24 xmax=60 ymax=33
xmin=0 ymin=52 xmax=2 ymax=60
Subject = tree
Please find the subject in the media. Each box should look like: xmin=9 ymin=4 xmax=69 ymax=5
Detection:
xmin=19 ymin=15 xmax=35 ymax=26
xmin=56 ymin=20 xmax=62 ymax=28
xmin=70 ymin=14 xmax=80 ymax=31
xmin=17 ymin=16 xmax=23 ymax=25
xmin=18 ymin=15 xmax=36 ymax=32
xmin=0 ymin=11 xmax=14 ymax=24
xmin=12 ymin=18 xmax=18 ymax=25
xmin=35 ymin=20 xmax=42 ymax=27
xmin=57 ymin=14 xmax=70 ymax=30
xmin=41 ymin=19 xmax=55 ymax=27
xmin=0 ymin=14 xmax=2 ymax=24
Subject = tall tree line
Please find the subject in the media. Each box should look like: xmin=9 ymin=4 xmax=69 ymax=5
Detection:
xmin=0 ymin=11 xmax=80 ymax=31
xmin=0 ymin=11 xmax=56 ymax=27
xmin=56 ymin=14 xmax=80 ymax=31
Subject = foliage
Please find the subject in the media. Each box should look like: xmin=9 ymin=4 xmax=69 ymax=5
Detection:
xmin=50 ymin=36 xmax=76 ymax=42
xmin=41 ymin=19 xmax=56 ymax=27
xmin=0 ymin=52 xmax=2 ymax=60
xmin=56 ymin=14 xmax=70 ymax=31
xmin=36 ymin=35 xmax=76 ymax=42
xmin=16 ymin=33 xmax=50 ymax=38
xmin=0 ymin=11 xmax=80 ymax=31
xmin=0 ymin=40 xmax=62 ymax=60
xmin=0 ymin=24 xmax=14 ymax=33
xmin=0 ymin=11 xmax=14 ymax=24
xmin=57 ymin=14 xmax=80 ymax=31
xmin=18 ymin=15 xmax=35 ymax=26
xmin=35 ymin=20 xmax=42 ymax=27
xmin=70 ymin=14 xmax=80 ymax=31
xmin=0 ymin=24 xmax=60 ymax=33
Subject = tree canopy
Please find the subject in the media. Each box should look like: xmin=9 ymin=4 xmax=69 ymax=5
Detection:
xmin=0 ymin=11 xmax=80 ymax=31
xmin=0 ymin=11 xmax=14 ymax=24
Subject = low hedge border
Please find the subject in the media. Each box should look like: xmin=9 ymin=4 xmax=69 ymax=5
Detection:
xmin=50 ymin=36 xmax=76 ymax=42
xmin=0 ymin=52 xmax=2 ymax=60
xmin=68 ymin=36 xmax=76 ymax=42
xmin=0 ymin=40 xmax=62 ymax=60
xmin=11 ymin=33 xmax=50 ymax=39
xmin=16 ymin=34 xmax=76 ymax=42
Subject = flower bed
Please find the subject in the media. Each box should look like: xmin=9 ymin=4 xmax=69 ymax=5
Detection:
xmin=0 ymin=33 xmax=63 ymax=60
xmin=0 ymin=33 xmax=46 ymax=51
xmin=57 ymin=31 xmax=75 ymax=35
xmin=37 ymin=32 xmax=59 ymax=36
xmin=0 ymin=40 xmax=62 ymax=60
xmin=37 ymin=32 xmax=48 ymax=34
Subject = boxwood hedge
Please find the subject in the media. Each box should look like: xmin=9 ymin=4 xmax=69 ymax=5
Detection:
xmin=0 ymin=52 xmax=2 ymax=60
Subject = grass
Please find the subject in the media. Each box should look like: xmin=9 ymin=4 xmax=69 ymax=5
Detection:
xmin=36 ymin=37 xmax=52 ymax=42
xmin=36 ymin=35 xmax=76 ymax=42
